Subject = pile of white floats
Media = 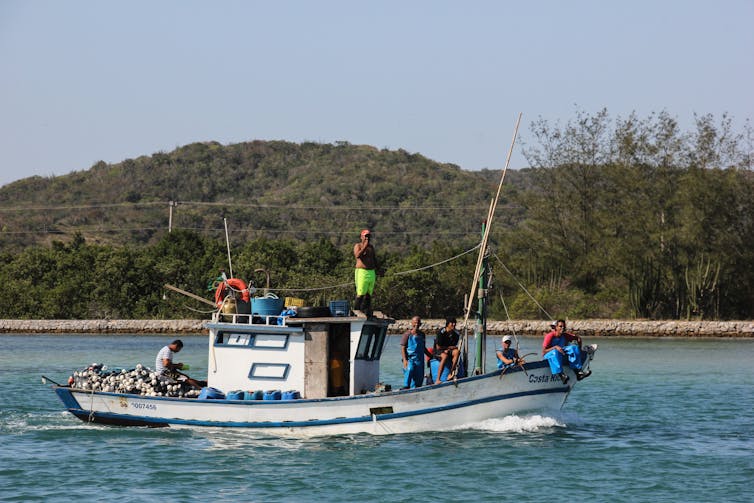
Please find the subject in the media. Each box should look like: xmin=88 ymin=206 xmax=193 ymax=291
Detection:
xmin=68 ymin=363 xmax=200 ymax=398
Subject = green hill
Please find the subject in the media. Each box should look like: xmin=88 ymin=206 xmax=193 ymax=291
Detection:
xmin=0 ymin=140 xmax=516 ymax=251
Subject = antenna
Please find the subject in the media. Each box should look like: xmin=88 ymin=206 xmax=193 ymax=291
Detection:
xmin=224 ymin=218 xmax=234 ymax=278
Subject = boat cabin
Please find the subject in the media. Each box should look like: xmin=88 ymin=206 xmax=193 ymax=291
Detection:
xmin=205 ymin=312 xmax=393 ymax=398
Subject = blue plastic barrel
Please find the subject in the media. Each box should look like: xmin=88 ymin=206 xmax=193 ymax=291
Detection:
xmin=429 ymin=359 xmax=466 ymax=383
xmin=198 ymin=387 xmax=225 ymax=400
xmin=429 ymin=359 xmax=450 ymax=383
xmin=263 ymin=390 xmax=282 ymax=400
xmin=226 ymin=390 xmax=244 ymax=400
xmin=252 ymin=295 xmax=284 ymax=316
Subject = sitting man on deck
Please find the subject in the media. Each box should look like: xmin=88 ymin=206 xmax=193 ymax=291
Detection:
xmin=434 ymin=318 xmax=461 ymax=384
xmin=496 ymin=335 xmax=522 ymax=370
xmin=542 ymin=320 xmax=590 ymax=385
xmin=401 ymin=315 xmax=432 ymax=389
xmin=155 ymin=339 xmax=206 ymax=389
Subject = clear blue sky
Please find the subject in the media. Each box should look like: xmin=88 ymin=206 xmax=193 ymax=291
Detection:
xmin=1 ymin=0 xmax=752 ymax=187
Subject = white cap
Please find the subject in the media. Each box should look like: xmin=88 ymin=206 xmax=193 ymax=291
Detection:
xmin=502 ymin=335 xmax=513 ymax=343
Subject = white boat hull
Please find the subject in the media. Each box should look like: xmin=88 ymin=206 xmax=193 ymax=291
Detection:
xmin=55 ymin=361 xmax=579 ymax=436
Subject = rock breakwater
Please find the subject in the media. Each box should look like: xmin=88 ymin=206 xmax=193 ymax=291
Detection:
xmin=0 ymin=319 xmax=205 ymax=334
xmin=390 ymin=319 xmax=754 ymax=337
xmin=0 ymin=319 xmax=752 ymax=337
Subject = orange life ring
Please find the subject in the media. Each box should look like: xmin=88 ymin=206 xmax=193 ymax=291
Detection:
xmin=214 ymin=278 xmax=251 ymax=307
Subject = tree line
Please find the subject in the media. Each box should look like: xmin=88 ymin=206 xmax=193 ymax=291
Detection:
xmin=0 ymin=230 xmax=479 ymax=320
xmin=0 ymin=109 xmax=751 ymax=320
xmin=500 ymin=109 xmax=753 ymax=320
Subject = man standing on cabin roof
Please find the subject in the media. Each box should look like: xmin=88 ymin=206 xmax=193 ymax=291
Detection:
xmin=353 ymin=229 xmax=377 ymax=317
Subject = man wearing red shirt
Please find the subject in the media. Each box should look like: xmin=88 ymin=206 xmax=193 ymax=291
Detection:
xmin=542 ymin=320 xmax=591 ymax=384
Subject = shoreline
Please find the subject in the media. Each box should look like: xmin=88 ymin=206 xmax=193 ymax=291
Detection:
xmin=1 ymin=318 xmax=753 ymax=337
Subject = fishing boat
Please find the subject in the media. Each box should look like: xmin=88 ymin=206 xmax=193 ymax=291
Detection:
xmin=52 ymin=308 xmax=596 ymax=435
xmin=50 ymin=115 xmax=598 ymax=435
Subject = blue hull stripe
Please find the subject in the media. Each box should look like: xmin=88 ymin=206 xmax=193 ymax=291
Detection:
xmin=61 ymin=385 xmax=568 ymax=428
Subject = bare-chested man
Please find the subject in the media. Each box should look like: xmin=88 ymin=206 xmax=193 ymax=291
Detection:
xmin=353 ymin=229 xmax=377 ymax=316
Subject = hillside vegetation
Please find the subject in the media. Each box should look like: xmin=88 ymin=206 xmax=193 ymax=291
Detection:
xmin=1 ymin=110 xmax=752 ymax=320
xmin=0 ymin=141 xmax=507 ymax=251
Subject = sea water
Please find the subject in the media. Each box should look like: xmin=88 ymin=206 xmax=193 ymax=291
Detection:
xmin=1 ymin=334 xmax=753 ymax=502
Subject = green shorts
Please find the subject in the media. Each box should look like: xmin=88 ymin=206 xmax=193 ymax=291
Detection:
xmin=354 ymin=268 xmax=376 ymax=296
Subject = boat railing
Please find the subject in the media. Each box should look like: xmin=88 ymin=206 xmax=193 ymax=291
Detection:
xmin=213 ymin=311 xmax=291 ymax=327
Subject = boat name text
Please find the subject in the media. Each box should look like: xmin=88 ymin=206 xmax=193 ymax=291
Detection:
xmin=528 ymin=374 xmax=560 ymax=384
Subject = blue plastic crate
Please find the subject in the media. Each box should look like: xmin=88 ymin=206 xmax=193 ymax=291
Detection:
xmin=329 ymin=300 xmax=349 ymax=317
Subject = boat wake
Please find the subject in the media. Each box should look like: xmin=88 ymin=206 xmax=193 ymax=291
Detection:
xmin=454 ymin=414 xmax=566 ymax=433
xmin=0 ymin=410 xmax=99 ymax=435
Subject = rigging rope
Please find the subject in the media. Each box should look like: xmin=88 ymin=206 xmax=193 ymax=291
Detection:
xmin=497 ymin=286 xmax=522 ymax=352
xmin=390 ymin=244 xmax=481 ymax=276
xmin=461 ymin=112 xmax=522 ymax=330
xmin=88 ymin=387 xmax=96 ymax=423
xmin=454 ymin=114 xmax=522 ymax=378
xmin=491 ymin=252 xmax=553 ymax=321
xmin=250 ymin=243 xmax=482 ymax=294
xmin=182 ymin=304 xmax=217 ymax=315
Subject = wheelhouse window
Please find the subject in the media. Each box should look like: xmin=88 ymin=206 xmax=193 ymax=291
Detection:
xmin=355 ymin=324 xmax=387 ymax=361
xmin=214 ymin=332 xmax=290 ymax=349
xmin=248 ymin=363 xmax=290 ymax=380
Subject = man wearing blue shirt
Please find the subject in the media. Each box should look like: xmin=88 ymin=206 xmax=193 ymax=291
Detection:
xmin=401 ymin=316 xmax=431 ymax=388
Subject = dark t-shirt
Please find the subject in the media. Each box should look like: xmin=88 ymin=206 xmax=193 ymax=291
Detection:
xmin=435 ymin=328 xmax=460 ymax=349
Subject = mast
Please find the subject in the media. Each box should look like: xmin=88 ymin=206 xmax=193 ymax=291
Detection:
xmin=461 ymin=113 xmax=522 ymax=375
xmin=475 ymin=221 xmax=489 ymax=374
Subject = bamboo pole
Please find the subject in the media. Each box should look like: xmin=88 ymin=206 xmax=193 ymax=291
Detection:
xmin=164 ymin=284 xmax=217 ymax=307
xmin=462 ymin=113 xmax=522 ymax=328
xmin=224 ymin=218 xmax=234 ymax=278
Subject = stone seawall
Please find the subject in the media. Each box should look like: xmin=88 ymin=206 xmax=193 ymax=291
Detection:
xmin=1 ymin=319 xmax=753 ymax=337
xmin=0 ymin=319 xmax=206 ymax=334
xmin=392 ymin=319 xmax=754 ymax=337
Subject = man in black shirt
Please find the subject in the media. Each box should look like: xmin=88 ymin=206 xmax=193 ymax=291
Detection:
xmin=434 ymin=318 xmax=461 ymax=384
